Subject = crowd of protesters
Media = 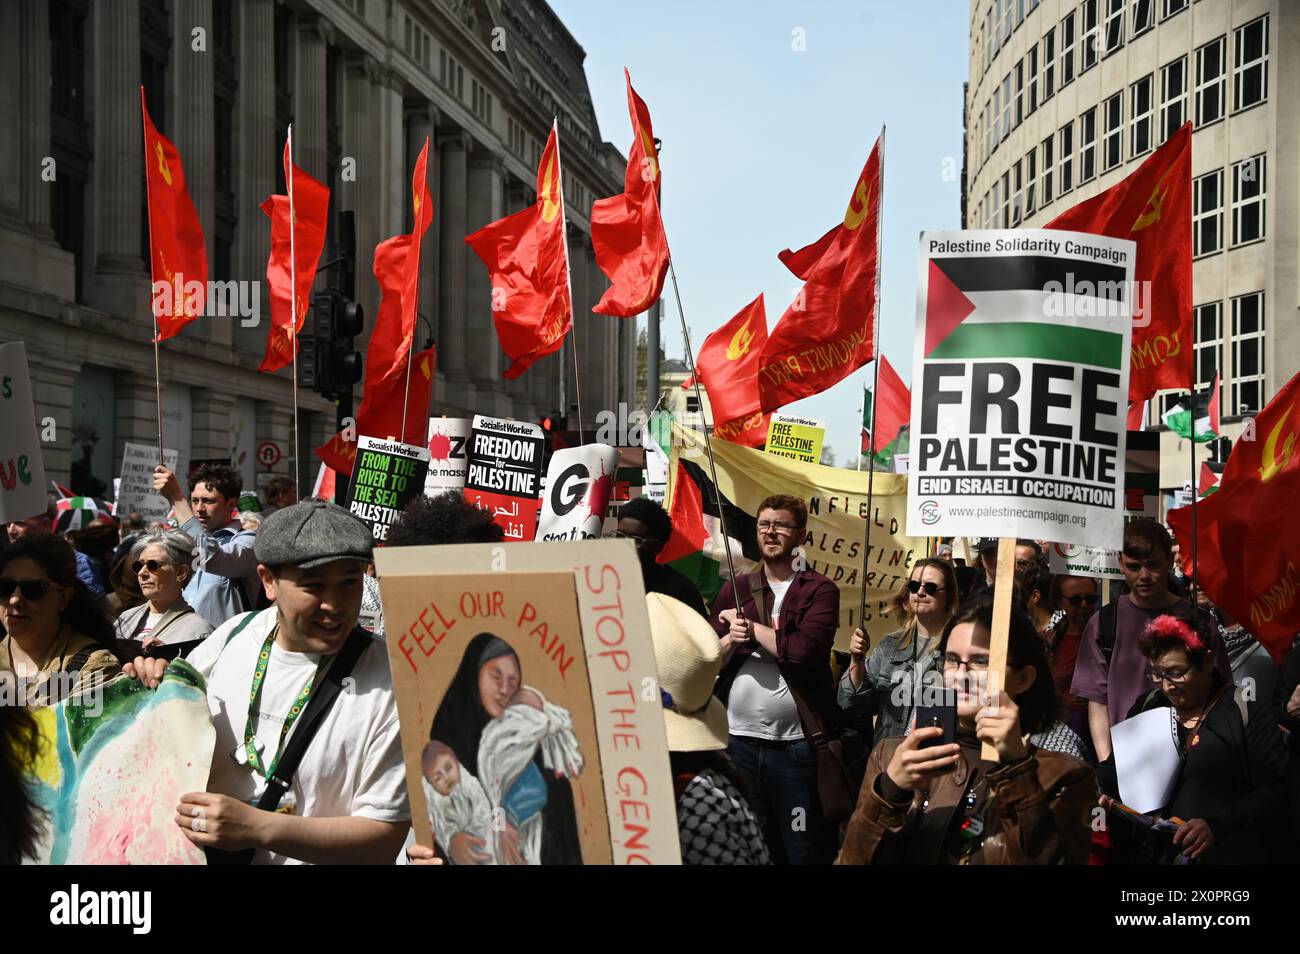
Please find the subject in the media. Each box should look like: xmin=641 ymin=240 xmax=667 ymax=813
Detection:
xmin=3 ymin=461 xmax=1300 ymax=867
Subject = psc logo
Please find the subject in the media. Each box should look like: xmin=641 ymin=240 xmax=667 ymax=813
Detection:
xmin=919 ymin=500 xmax=941 ymax=526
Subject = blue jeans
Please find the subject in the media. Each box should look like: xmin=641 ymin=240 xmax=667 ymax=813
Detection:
xmin=727 ymin=734 xmax=836 ymax=865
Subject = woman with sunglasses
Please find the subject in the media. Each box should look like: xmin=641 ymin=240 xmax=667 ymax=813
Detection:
xmin=1048 ymin=574 xmax=1100 ymax=751
xmin=1097 ymin=610 xmax=1288 ymax=864
xmin=0 ymin=534 xmax=120 ymax=706
xmin=838 ymin=558 xmax=958 ymax=742
xmin=837 ymin=601 xmax=1095 ymax=865
xmin=113 ymin=531 xmax=213 ymax=652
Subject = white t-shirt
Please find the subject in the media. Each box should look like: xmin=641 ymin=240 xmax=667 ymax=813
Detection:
xmin=137 ymin=611 xmax=164 ymax=642
xmin=187 ymin=608 xmax=411 ymax=865
xmin=726 ymin=574 xmax=802 ymax=742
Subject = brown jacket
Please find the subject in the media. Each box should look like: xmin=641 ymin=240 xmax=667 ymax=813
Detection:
xmin=836 ymin=733 xmax=1096 ymax=865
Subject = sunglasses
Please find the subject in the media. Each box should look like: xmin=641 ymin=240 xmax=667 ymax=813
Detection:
xmin=1064 ymin=594 xmax=1099 ymax=607
xmin=0 ymin=577 xmax=65 ymax=601
xmin=907 ymin=580 xmax=945 ymax=596
xmin=132 ymin=559 xmax=178 ymax=575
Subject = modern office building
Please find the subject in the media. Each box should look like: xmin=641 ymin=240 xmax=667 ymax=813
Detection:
xmin=963 ymin=0 xmax=1297 ymax=498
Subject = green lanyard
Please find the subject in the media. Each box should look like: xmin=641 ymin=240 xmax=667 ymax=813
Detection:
xmin=242 ymin=626 xmax=328 ymax=780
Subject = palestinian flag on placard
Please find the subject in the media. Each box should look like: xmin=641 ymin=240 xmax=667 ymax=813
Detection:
xmin=924 ymin=252 xmax=1127 ymax=369
xmin=1162 ymin=372 xmax=1220 ymax=443
xmin=657 ymin=459 xmax=758 ymax=605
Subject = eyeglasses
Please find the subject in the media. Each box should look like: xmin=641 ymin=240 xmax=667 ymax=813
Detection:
xmin=942 ymin=653 xmax=991 ymax=672
xmin=0 ymin=578 xmax=64 ymax=601
xmin=132 ymin=559 xmax=178 ymax=575
xmin=1064 ymin=594 xmax=1099 ymax=607
xmin=605 ymin=530 xmax=653 ymax=547
xmin=757 ymin=521 xmax=798 ymax=534
xmin=1148 ymin=666 xmax=1193 ymax=685
xmin=907 ymin=580 xmax=945 ymax=596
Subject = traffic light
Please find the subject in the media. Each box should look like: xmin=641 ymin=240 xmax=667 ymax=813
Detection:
xmin=298 ymin=291 xmax=363 ymax=398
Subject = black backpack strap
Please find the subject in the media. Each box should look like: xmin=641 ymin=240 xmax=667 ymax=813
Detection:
xmin=1098 ymin=599 xmax=1119 ymax=663
xmin=254 ymin=627 xmax=372 ymax=812
xmin=64 ymin=646 xmax=95 ymax=677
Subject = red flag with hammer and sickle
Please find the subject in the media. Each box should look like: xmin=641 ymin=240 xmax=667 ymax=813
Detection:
xmin=1047 ymin=122 xmax=1192 ymax=404
xmin=465 ymin=123 xmax=572 ymax=378
xmin=681 ymin=293 xmax=768 ymax=427
xmin=1168 ymin=369 xmax=1300 ymax=662
xmin=758 ymin=133 xmax=882 ymax=412
xmin=141 ymin=88 xmax=208 ymax=341
xmin=259 ymin=140 xmax=331 ymax=373
xmin=590 ymin=69 xmax=669 ymax=318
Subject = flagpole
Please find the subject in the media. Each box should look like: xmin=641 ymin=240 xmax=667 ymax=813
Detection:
xmin=553 ymin=118 xmax=585 ymax=438
xmin=859 ymin=125 xmax=886 ymax=630
xmin=139 ymin=87 xmax=166 ymax=466
xmin=287 ymin=123 xmax=301 ymax=499
xmin=400 ymin=136 xmax=430 ymax=444
xmin=857 ymin=385 xmax=864 ymax=472
xmin=1187 ymin=305 xmax=1199 ymax=605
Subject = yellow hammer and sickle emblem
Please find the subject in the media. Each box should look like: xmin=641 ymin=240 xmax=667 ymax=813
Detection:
xmin=726 ymin=320 xmax=755 ymax=361
xmin=1132 ymin=166 xmax=1176 ymax=231
xmin=844 ymin=179 xmax=873 ymax=230
xmin=640 ymin=127 xmax=659 ymax=183
xmin=540 ymin=154 xmax=560 ymax=224
xmin=1259 ymin=406 xmax=1297 ymax=483
xmin=155 ymin=142 xmax=173 ymax=186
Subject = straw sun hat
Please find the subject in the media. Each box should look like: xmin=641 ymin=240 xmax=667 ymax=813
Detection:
xmin=646 ymin=592 xmax=730 ymax=752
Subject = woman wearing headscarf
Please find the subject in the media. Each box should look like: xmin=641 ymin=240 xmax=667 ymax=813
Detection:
xmin=429 ymin=633 xmax=582 ymax=865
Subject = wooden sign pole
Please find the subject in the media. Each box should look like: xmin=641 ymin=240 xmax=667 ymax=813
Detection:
xmin=982 ymin=537 xmax=1018 ymax=762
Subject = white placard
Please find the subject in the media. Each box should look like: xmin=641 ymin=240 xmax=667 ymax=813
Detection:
xmin=1111 ymin=706 xmax=1182 ymax=814
xmin=117 ymin=442 xmax=180 ymax=524
xmin=424 ymin=417 xmax=470 ymax=496
xmin=537 ymin=444 xmax=620 ymax=541
xmin=0 ymin=341 xmax=49 ymax=524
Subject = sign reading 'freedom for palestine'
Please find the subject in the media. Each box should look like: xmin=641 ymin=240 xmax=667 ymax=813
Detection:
xmin=906 ymin=230 xmax=1135 ymax=547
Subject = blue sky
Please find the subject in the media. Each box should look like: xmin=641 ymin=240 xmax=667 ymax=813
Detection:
xmin=551 ymin=0 xmax=970 ymax=462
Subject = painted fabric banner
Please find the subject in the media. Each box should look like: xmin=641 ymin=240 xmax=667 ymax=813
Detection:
xmin=24 ymin=663 xmax=214 ymax=864
xmin=670 ymin=422 xmax=922 ymax=649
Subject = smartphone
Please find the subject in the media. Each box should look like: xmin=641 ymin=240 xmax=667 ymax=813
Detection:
xmin=913 ymin=689 xmax=957 ymax=750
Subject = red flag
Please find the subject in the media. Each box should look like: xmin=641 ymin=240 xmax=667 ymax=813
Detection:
xmin=590 ymin=69 xmax=669 ymax=318
xmin=311 ymin=464 xmax=337 ymax=502
xmin=759 ymin=134 xmax=882 ymax=412
xmin=1168 ymin=370 xmax=1300 ymax=661
xmin=867 ymin=355 xmax=910 ymax=454
xmin=1126 ymin=401 xmax=1147 ymax=431
xmin=1047 ymin=123 xmax=1192 ymax=403
xmin=682 ymin=294 xmax=767 ymax=426
xmin=778 ymin=224 xmax=839 ymax=281
xmin=657 ymin=460 xmax=709 ymax=564
xmin=315 ymin=347 xmax=436 ymax=477
xmin=714 ymin=410 xmax=772 ymax=449
xmin=465 ymin=125 xmax=571 ymax=378
xmin=259 ymin=140 xmax=331 ymax=373
xmin=141 ymin=89 xmax=208 ymax=341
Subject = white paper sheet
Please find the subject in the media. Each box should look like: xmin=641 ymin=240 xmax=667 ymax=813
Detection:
xmin=1111 ymin=706 xmax=1181 ymax=814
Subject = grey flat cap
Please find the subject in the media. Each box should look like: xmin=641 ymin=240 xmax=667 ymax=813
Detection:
xmin=255 ymin=499 xmax=373 ymax=569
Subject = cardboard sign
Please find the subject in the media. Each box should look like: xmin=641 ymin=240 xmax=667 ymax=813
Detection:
xmin=464 ymin=415 xmax=545 ymax=541
xmin=374 ymin=540 xmax=680 ymax=865
xmin=0 ymin=341 xmax=49 ymax=523
xmin=117 ymin=442 xmax=180 ymax=524
xmin=425 ymin=417 xmax=470 ymax=496
xmin=537 ymin=444 xmax=619 ymax=542
xmin=907 ymin=229 xmax=1135 ymax=545
xmin=765 ymin=413 xmax=825 ymax=464
xmin=345 ymin=436 xmax=431 ymax=543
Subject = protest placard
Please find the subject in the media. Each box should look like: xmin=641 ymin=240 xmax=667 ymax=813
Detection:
xmin=425 ymin=417 xmax=470 ymax=496
xmin=765 ymin=413 xmax=825 ymax=464
xmin=537 ymin=443 xmax=619 ymax=541
xmin=907 ymin=229 xmax=1135 ymax=546
xmin=117 ymin=442 xmax=180 ymax=523
xmin=0 ymin=341 xmax=48 ymax=524
xmin=345 ymin=436 xmax=431 ymax=543
xmin=374 ymin=540 xmax=679 ymax=864
xmin=464 ymin=415 xmax=545 ymax=540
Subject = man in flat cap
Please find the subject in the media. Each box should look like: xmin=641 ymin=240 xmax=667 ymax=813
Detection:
xmin=126 ymin=500 xmax=410 ymax=865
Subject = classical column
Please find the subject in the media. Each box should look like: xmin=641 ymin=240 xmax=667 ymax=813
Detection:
xmin=467 ymin=147 xmax=508 ymax=413
xmin=190 ymin=388 xmax=236 ymax=463
xmin=437 ymin=130 xmax=470 ymax=391
xmin=566 ymin=228 xmax=589 ymax=427
xmin=585 ymin=239 xmax=609 ymax=417
xmin=341 ymin=54 xmax=380 ymax=334
xmin=27 ymin=354 xmax=84 ymax=486
xmin=293 ymin=15 xmax=331 ymax=180
xmin=235 ymin=0 xmax=276 ymax=356
xmin=18 ymin=0 xmax=51 ymax=236
xmin=376 ymin=68 xmax=405 ymax=241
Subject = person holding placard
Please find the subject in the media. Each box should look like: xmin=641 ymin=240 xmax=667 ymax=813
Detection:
xmin=837 ymin=602 xmax=1094 ymax=865
xmin=113 ymin=531 xmax=213 ymax=653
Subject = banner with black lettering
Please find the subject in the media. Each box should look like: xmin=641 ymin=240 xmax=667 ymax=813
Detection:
xmin=345 ymin=436 xmax=431 ymax=543
xmin=536 ymin=444 xmax=619 ymax=541
xmin=424 ymin=417 xmax=470 ymax=496
xmin=464 ymin=415 xmax=545 ymax=541
xmin=907 ymin=230 xmax=1134 ymax=545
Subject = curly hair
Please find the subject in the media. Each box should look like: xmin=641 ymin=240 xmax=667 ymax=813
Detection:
xmin=756 ymin=494 xmax=807 ymax=530
xmin=0 ymin=704 xmax=45 ymax=864
xmin=0 ymin=533 xmax=115 ymax=648
xmin=617 ymin=496 xmax=672 ymax=543
xmin=386 ymin=492 xmax=506 ymax=547
xmin=191 ymin=463 xmax=242 ymax=502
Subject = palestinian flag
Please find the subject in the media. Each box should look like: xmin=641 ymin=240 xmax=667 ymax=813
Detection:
xmin=1162 ymin=372 xmax=1220 ymax=443
xmin=1199 ymin=460 xmax=1220 ymax=497
xmin=870 ymin=425 xmax=910 ymax=470
xmin=658 ymin=459 xmax=758 ymax=605
xmin=862 ymin=355 xmax=910 ymax=465
xmin=924 ymin=250 xmax=1128 ymax=369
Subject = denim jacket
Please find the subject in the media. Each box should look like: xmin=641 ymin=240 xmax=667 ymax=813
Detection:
xmin=837 ymin=628 xmax=943 ymax=743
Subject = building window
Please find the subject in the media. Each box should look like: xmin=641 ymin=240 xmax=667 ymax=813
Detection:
xmin=1015 ymin=60 xmax=1024 ymax=127
xmin=1233 ymin=16 xmax=1269 ymax=112
xmin=1060 ymin=12 xmax=1076 ymax=87
xmin=1026 ymin=149 xmax=1037 ymax=216
xmin=1192 ymin=170 xmax=1223 ymax=258
xmin=1001 ymin=72 xmax=1012 ymax=140
xmin=1131 ymin=0 xmax=1154 ymax=37
xmin=1231 ymin=154 xmax=1266 ymax=246
xmin=1058 ymin=122 xmax=1074 ymax=194
xmin=1195 ymin=36 xmax=1226 ymax=127
xmin=1040 ymin=135 xmax=1054 ymax=205
xmin=1001 ymin=171 xmax=1011 ymax=228
xmin=1028 ymin=47 xmax=1038 ymax=114
xmin=1230 ymin=292 xmax=1264 ymax=414
xmin=1042 ymin=28 xmax=1055 ymax=100
xmin=1160 ymin=55 xmax=1187 ymax=142
xmin=1103 ymin=0 xmax=1124 ymax=55
xmin=1162 ymin=0 xmax=1187 ymax=20
xmin=1078 ymin=108 xmax=1097 ymax=184
xmin=1102 ymin=92 xmax=1123 ymax=172
xmin=1012 ymin=160 xmax=1024 ymax=225
xmin=1195 ymin=302 xmax=1222 ymax=398
xmin=1001 ymin=0 xmax=1013 ymax=46
xmin=51 ymin=0 xmax=88 ymax=122
xmin=1129 ymin=74 xmax=1153 ymax=156
xmin=1081 ymin=0 xmax=1099 ymax=73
